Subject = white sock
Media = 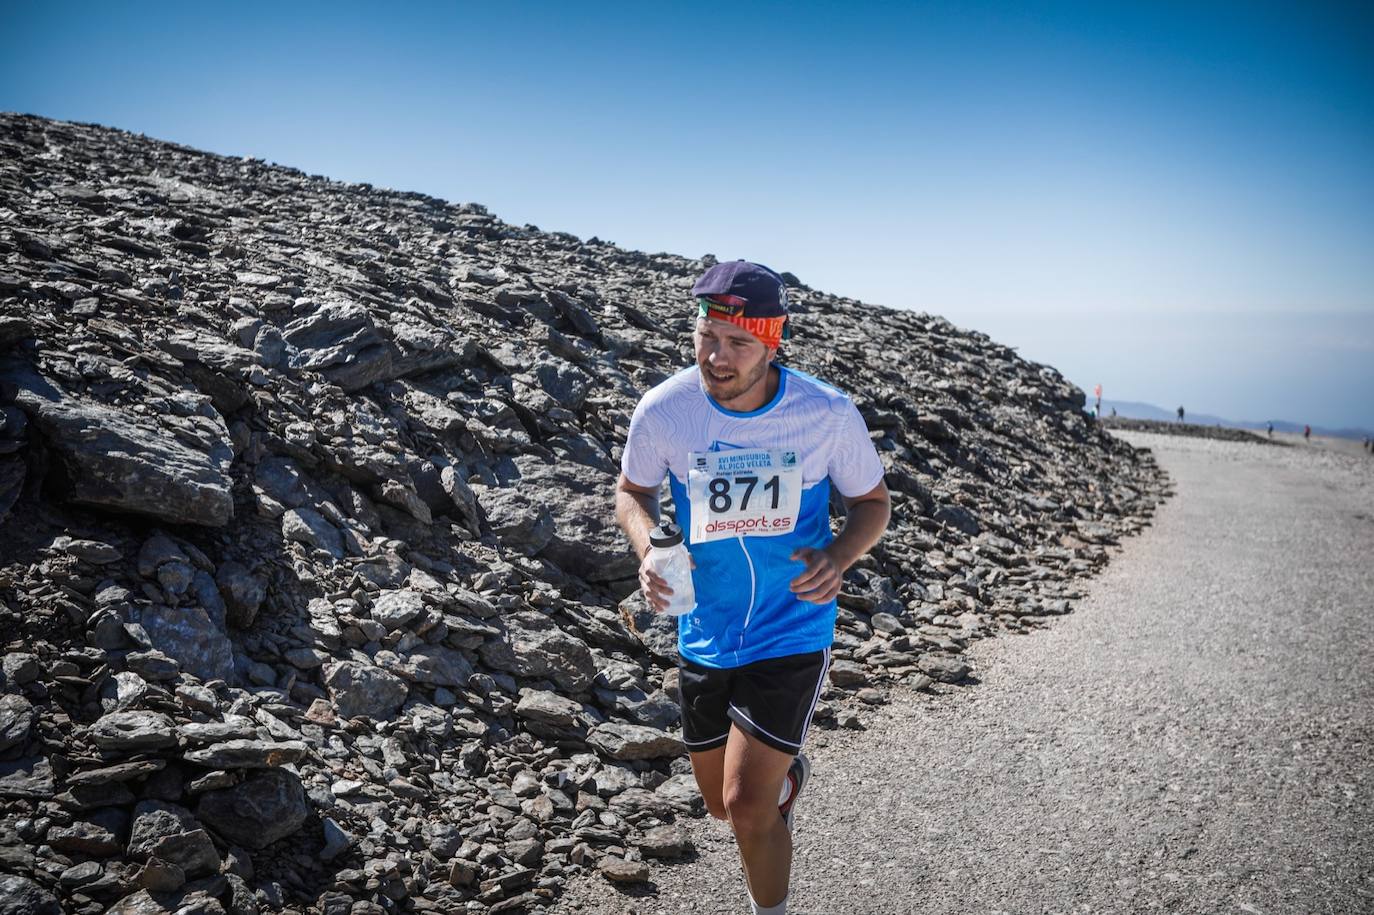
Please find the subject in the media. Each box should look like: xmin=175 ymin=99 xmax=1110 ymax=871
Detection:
xmin=750 ymin=894 xmax=787 ymax=915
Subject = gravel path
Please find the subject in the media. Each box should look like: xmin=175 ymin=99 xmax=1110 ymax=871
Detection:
xmin=556 ymin=431 xmax=1374 ymax=915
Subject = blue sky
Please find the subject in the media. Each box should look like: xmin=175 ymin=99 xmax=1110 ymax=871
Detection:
xmin=4 ymin=1 xmax=1372 ymax=429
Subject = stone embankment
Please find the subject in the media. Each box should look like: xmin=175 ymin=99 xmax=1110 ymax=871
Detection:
xmin=0 ymin=112 xmax=1167 ymax=915
xmin=1099 ymin=416 xmax=1281 ymax=445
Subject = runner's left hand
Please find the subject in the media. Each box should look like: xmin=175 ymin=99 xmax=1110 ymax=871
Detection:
xmin=789 ymin=547 xmax=842 ymax=603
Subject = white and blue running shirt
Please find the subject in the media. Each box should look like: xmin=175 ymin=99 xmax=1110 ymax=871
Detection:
xmin=621 ymin=364 xmax=885 ymax=669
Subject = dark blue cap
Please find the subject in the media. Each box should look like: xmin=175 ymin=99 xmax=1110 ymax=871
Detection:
xmin=691 ymin=260 xmax=789 ymax=319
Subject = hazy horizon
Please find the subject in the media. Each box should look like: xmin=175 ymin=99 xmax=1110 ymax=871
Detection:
xmin=4 ymin=1 xmax=1371 ymax=428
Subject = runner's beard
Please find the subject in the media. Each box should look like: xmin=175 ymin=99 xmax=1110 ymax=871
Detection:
xmin=701 ymin=358 xmax=770 ymax=407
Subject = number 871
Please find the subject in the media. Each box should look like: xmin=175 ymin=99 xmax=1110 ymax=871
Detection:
xmin=707 ymin=474 xmax=781 ymax=513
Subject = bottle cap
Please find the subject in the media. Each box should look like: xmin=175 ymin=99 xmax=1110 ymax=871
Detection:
xmin=649 ymin=521 xmax=684 ymax=548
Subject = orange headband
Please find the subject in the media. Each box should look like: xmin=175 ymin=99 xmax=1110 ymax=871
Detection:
xmin=698 ymin=301 xmax=786 ymax=349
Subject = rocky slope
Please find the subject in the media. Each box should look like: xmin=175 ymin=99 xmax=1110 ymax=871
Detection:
xmin=0 ymin=112 xmax=1167 ymax=915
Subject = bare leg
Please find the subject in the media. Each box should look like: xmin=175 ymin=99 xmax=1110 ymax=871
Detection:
xmin=722 ymin=724 xmax=795 ymax=908
xmin=688 ymin=745 xmax=729 ymax=821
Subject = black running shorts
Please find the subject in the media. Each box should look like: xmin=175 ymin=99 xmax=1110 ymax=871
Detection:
xmin=678 ymin=649 xmax=830 ymax=755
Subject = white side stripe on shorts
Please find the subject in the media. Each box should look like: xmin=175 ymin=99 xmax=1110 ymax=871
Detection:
xmin=727 ymin=703 xmax=802 ymax=749
xmin=799 ymin=647 xmax=830 ymax=745
xmin=683 ymin=732 xmax=730 ymax=748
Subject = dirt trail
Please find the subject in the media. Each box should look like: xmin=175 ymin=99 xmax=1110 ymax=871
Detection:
xmin=556 ymin=431 xmax=1374 ymax=915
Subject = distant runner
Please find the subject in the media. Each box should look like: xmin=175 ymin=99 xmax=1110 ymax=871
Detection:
xmin=1177 ymin=405 xmax=1185 ymax=423
xmin=1304 ymin=424 xmax=1311 ymax=442
xmin=615 ymin=260 xmax=890 ymax=915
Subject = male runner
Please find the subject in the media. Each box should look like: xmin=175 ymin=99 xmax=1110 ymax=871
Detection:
xmin=615 ymin=260 xmax=890 ymax=915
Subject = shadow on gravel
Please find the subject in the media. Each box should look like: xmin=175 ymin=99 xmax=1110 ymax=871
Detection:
xmin=602 ymin=879 xmax=664 ymax=899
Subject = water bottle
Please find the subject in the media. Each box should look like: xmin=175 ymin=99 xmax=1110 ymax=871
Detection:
xmin=646 ymin=521 xmax=696 ymax=616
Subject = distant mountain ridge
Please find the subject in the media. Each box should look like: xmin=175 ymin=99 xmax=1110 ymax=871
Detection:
xmin=1096 ymin=399 xmax=1372 ymax=441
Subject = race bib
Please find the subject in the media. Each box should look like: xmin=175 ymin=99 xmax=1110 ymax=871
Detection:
xmin=687 ymin=448 xmax=803 ymax=544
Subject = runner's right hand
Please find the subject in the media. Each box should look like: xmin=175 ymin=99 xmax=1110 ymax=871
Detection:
xmin=638 ymin=556 xmax=672 ymax=614
xmin=637 ymin=551 xmax=695 ymax=614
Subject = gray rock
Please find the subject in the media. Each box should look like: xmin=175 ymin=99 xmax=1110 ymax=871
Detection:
xmin=598 ymin=857 xmax=650 ymax=884
xmin=253 ymin=456 xmax=310 ymax=509
xmin=515 ymin=689 xmax=584 ymax=729
xmin=353 ymin=552 xmax=410 ymax=589
xmin=1074 ymin=520 xmax=1116 ymax=543
xmin=60 ymin=781 xmax=136 ymax=810
xmin=871 ymin=612 xmax=905 ymax=634
xmin=533 ymin=354 xmax=591 ymax=409
xmin=370 ymin=589 xmax=424 ymax=631
xmin=89 ymin=711 xmax=178 ymax=752
xmin=230 ymin=317 xmax=262 ymax=348
xmin=138 ymin=858 xmax=186 ymax=893
xmin=137 ymin=532 xmax=188 ymax=577
xmin=284 ymin=300 xmax=396 ymax=392
xmin=47 ymin=810 xmax=126 ymax=857
xmin=1 ymin=360 xmax=233 ymax=526
xmin=476 ymin=486 xmax=554 ymax=555
xmin=376 ymin=478 xmax=432 ymax=523
xmin=545 ymin=288 xmax=601 ymax=335
xmin=147 ymin=828 xmax=221 ymax=878
xmin=225 ymin=873 xmax=257 ymax=915
xmin=0 ymin=756 xmax=54 ymax=798
xmin=216 ymin=561 xmax=266 ymax=628
xmin=323 ymin=661 xmax=408 ymax=719
xmin=252 ymin=324 xmax=286 ymax=368
xmin=390 ymin=645 xmax=474 ymax=688
xmin=917 ymin=652 xmax=971 ymax=683
xmin=156 ymin=560 xmax=195 ymax=599
xmin=389 ymin=319 xmax=476 ymax=378
xmin=639 ymin=823 xmax=693 ymax=858
xmin=933 ymin=503 xmax=981 ymax=536
xmin=103 ymin=671 xmax=150 ymax=711
xmin=125 ymin=650 xmax=181 ymax=681
xmin=136 ymin=604 xmax=235 ymax=682
xmin=477 ymin=610 xmax=596 ymax=692
xmin=58 ymin=860 xmax=104 ymax=890
xmin=128 ymin=801 xmax=199 ymax=859
xmin=610 ymin=786 xmax=674 ymax=818
xmin=183 ymin=739 xmax=308 ymax=768
xmin=439 ymin=463 xmax=480 ymax=532
xmin=283 ymin=646 xmax=324 ymax=669
xmin=509 ymin=455 xmax=638 ymax=582
xmin=0 ymin=694 xmax=34 ymax=754
xmin=60 ymin=537 xmax=122 ymax=564
xmin=505 ymin=836 xmax=545 ymax=867
xmin=282 ymin=507 xmax=344 ymax=559
xmin=655 ymin=773 xmax=703 ymax=810
xmin=598 ymin=687 xmax=680 ymax=731
xmin=0 ymin=875 xmax=61 ymax=915
xmin=320 ymin=817 xmax=353 ymax=861
xmin=196 ymin=768 xmax=309 ymax=849
xmin=190 ymin=569 xmax=227 ymax=629
xmin=178 ymin=717 xmax=257 ymax=744
xmin=592 ymin=765 xmax=641 ymax=797
xmin=176 ymin=682 xmax=217 ymax=713
xmin=587 ymin=722 xmax=682 ymax=760
xmin=1 ymin=652 xmax=40 ymax=684
xmin=67 ymin=759 xmax=167 ymax=786
xmin=827 ymin=659 xmax=869 ymax=687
